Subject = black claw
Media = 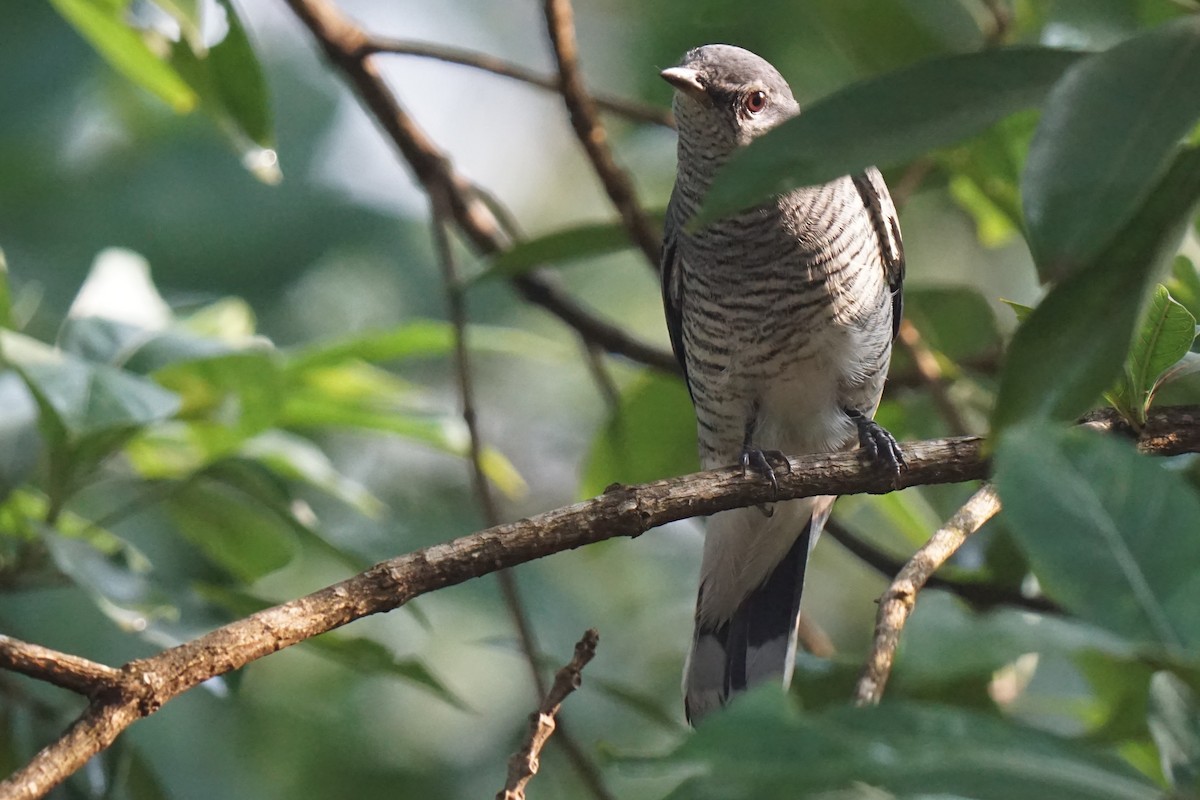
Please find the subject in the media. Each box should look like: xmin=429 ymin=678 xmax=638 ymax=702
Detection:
xmin=740 ymin=446 xmax=790 ymax=496
xmin=846 ymin=409 xmax=905 ymax=475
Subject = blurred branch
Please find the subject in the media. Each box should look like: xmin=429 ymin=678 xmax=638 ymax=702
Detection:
xmin=823 ymin=519 xmax=1059 ymax=614
xmin=363 ymin=37 xmax=672 ymax=127
xmin=497 ymin=630 xmax=599 ymax=800
xmin=854 ymin=484 xmax=1002 ymax=707
xmin=979 ymin=0 xmax=1013 ymax=46
xmin=283 ymin=0 xmax=677 ymax=374
xmin=0 ymin=636 xmax=120 ymax=697
xmin=431 ymin=190 xmax=614 ymax=800
xmin=895 ymin=319 xmax=971 ymax=436
xmin=4 ymin=408 xmax=1200 ymax=799
xmin=543 ymin=0 xmax=662 ymax=269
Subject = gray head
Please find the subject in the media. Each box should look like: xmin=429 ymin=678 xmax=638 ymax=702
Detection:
xmin=661 ymin=45 xmax=799 ymax=156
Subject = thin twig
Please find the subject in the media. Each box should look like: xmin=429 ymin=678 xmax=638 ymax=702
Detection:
xmin=0 ymin=636 xmax=121 ymax=697
xmin=364 ymin=38 xmax=672 ymax=127
xmin=823 ymin=519 xmax=1058 ymax=614
xmin=543 ymin=0 xmax=662 ymax=269
xmin=497 ymin=630 xmax=599 ymax=800
xmin=431 ymin=193 xmax=614 ymax=799
xmin=895 ymin=319 xmax=971 ymax=437
xmin=5 ymin=406 xmax=1200 ymax=799
xmin=854 ymin=483 xmax=1002 ymax=706
xmin=284 ymin=0 xmax=677 ymax=374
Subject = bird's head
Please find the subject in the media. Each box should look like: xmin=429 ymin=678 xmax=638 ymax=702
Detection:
xmin=661 ymin=44 xmax=799 ymax=154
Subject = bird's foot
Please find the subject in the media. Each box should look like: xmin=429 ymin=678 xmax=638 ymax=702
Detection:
xmin=846 ymin=409 xmax=905 ymax=476
xmin=740 ymin=445 xmax=791 ymax=500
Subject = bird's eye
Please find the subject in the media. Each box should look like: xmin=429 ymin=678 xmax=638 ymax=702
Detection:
xmin=744 ymin=90 xmax=767 ymax=114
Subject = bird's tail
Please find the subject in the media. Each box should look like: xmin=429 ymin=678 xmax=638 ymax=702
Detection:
xmin=683 ymin=498 xmax=833 ymax=724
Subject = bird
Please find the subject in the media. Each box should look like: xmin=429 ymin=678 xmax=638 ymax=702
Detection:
xmin=659 ymin=44 xmax=905 ymax=723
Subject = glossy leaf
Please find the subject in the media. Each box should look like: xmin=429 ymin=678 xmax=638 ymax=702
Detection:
xmin=48 ymin=0 xmax=197 ymax=113
xmin=1023 ymin=16 xmax=1200 ymax=281
xmin=658 ymin=689 xmax=1158 ymax=799
xmin=993 ymin=148 xmax=1200 ymax=431
xmin=580 ymin=370 xmax=697 ymax=497
xmin=696 ymin=47 xmax=1083 ymax=225
xmin=904 ymin=286 xmax=1001 ymax=364
xmin=1167 ymin=255 xmax=1200 ymax=321
xmin=996 ymin=423 xmax=1200 ymax=656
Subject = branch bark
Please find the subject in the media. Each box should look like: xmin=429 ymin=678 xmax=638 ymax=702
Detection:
xmin=4 ymin=405 xmax=1198 ymax=799
xmin=363 ymin=37 xmax=672 ymax=127
xmin=543 ymin=0 xmax=662 ymax=268
xmin=283 ymin=0 xmax=677 ymax=373
xmin=497 ymin=630 xmax=599 ymax=800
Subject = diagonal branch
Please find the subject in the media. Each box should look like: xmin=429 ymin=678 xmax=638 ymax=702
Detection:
xmin=543 ymin=0 xmax=663 ymax=268
xmin=283 ymin=0 xmax=676 ymax=372
xmin=853 ymin=483 xmax=1002 ymax=706
xmin=3 ymin=406 xmax=1199 ymax=799
xmin=363 ymin=38 xmax=672 ymax=127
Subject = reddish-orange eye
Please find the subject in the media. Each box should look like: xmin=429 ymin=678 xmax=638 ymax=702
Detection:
xmin=745 ymin=90 xmax=767 ymax=113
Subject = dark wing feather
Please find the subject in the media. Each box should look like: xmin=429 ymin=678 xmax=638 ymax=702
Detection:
xmin=852 ymin=168 xmax=905 ymax=339
xmin=660 ymin=192 xmax=692 ymax=394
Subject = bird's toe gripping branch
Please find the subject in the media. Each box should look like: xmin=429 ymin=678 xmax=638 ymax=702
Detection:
xmin=739 ymin=445 xmax=792 ymax=498
xmin=846 ymin=408 xmax=906 ymax=475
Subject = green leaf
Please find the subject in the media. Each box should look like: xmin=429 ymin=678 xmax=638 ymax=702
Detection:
xmin=1000 ymin=298 xmax=1035 ymax=323
xmin=307 ymin=635 xmax=471 ymax=712
xmin=696 ymin=47 xmax=1084 ymax=225
xmin=154 ymin=351 xmax=283 ymax=453
xmin=995 ymin=423 xmax=1200 ymax=656
xmin=1148 ymin=671 xmax=1200 ymax=794
xmin=1167 ymin=255 xmax=1200 ymax=322
xmin=48 ymin=0 xmax=198 ymax=113
xmin=0 ymin=372 xmax=41 ymax=503
xmin=198 ymin=585 xmax=468 ymax=710
xmin=1108 ymin=286 xmax=1197 ymax=423
xmin=166 ymin=478 xmax=297 ymax=582
xmin=904 ymin=286 xmax=1001 ymax=364
xmin=14 ymin=349 xmax=180 ymax=441
xmin=993 ymin=148 xmax=1200 ymax=431
xmin=656 ymin=689 xmax=1159 ymax=799
xmin=1023 ymin=16 xmax=1200 ymax=281
xmin=0 ymin=250 xmax=12 ymax=330
xmin=168 ymin=0 xmax=274 ymax=151
xmin=474 ymin=217 xmax=663 ymax=282
xmin=285 ymin=321 xmax=570 ymax=372
xmin=579 ymin=370 xmax=697 ymax=497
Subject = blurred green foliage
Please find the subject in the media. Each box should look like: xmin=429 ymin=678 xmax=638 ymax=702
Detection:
xmin=2 ymin=1 xmax=1200 ymax=799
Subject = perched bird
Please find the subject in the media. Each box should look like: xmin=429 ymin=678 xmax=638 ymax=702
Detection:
xmin=659 ymin=44 xmax=905 ymax=723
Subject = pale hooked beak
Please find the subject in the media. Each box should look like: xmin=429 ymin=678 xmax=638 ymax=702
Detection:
xmin=660 ymin=67 xmax=709 ymax=105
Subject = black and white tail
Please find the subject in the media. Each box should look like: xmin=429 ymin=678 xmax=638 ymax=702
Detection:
xmin=683 ymin=497 xmax=834 ymax=723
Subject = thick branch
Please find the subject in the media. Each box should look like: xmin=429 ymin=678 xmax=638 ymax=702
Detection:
xmin=5 ymin=409 xmax=1199 ymax=799
xmin=497 ymin=630 xmax=599 ymax=800
xmin=543 ymin=0 xmax=662 ymax=268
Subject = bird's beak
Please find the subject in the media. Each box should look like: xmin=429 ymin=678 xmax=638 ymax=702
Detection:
xmin=660 ymin=67 xmax=709 ymax=105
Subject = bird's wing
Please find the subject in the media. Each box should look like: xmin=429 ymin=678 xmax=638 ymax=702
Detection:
xmin=852 ymin=168 xmax=905 ymax=339
xmin=661 ymin=189 xmax=692 ymax=392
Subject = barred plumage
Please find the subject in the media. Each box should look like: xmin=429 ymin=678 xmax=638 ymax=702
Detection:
xmin=660 ymin=45 xmax=904 ymax=722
